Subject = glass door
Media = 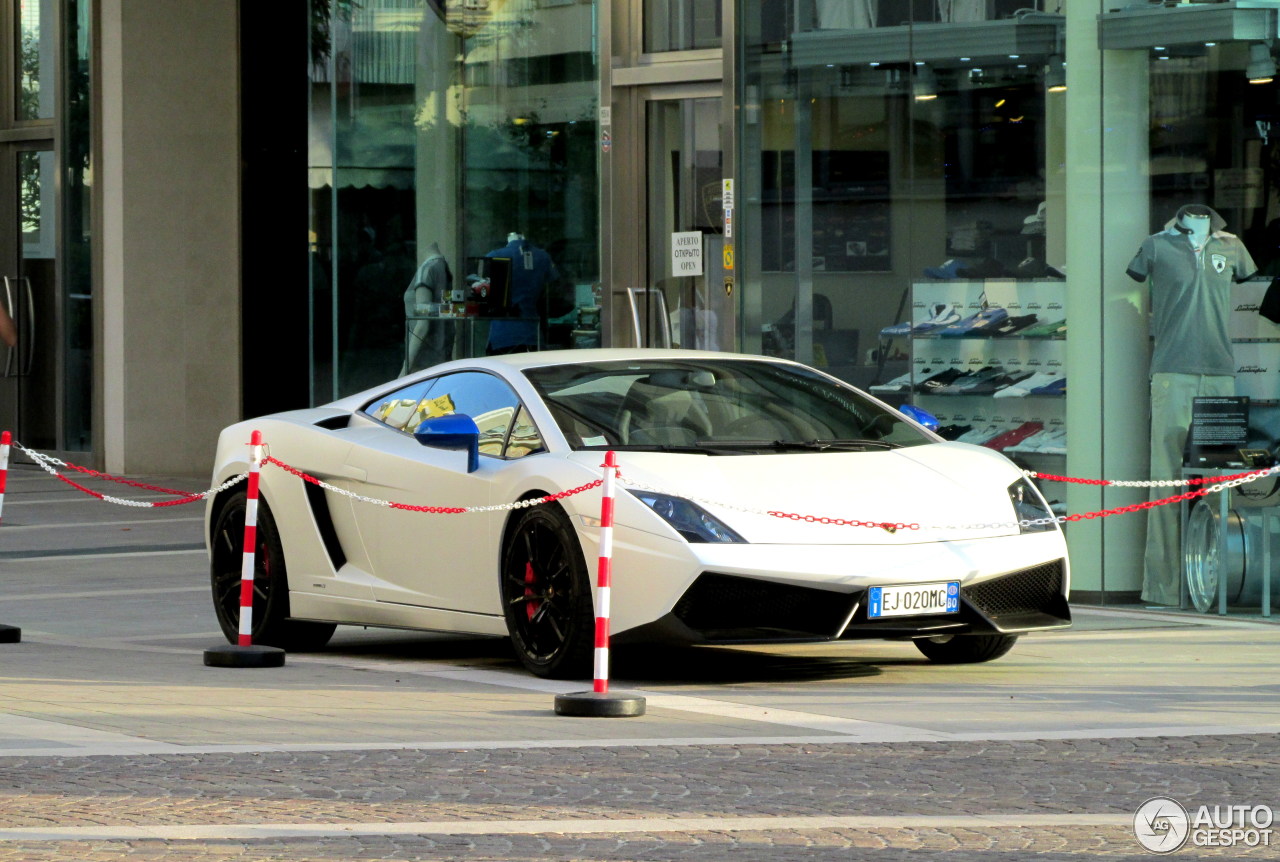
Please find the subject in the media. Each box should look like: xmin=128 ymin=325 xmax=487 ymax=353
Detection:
xmin=634 ymin=92 xmax=734 ymax=350
xmin=0 ymin=142 xmax=56 ymax=449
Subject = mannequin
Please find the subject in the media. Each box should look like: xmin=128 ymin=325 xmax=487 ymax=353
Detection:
xmin=484 ymin=232 xmax=558 ymax=355
xmin=1126 ymin=204 xmax=1257 ymax=605
xmin=400 ymin=241 xmax=452 ymax=376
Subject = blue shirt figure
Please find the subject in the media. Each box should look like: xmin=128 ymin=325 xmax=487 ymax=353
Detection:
xmin=485 ymin=233 xmax=558 ymax=353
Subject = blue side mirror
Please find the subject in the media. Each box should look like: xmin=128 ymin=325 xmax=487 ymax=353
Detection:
xmin=414 ymin=413 xmax=481 ymax=473
xmin=899 ymin=404 xmax=940 ymax=432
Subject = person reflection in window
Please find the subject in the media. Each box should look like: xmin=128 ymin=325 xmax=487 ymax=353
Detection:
xmin=485 ymin=232 xmax=558 ymax=355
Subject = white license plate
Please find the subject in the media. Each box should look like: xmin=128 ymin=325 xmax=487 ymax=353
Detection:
xmin=867 ymin=581 xmax=960 ymax=619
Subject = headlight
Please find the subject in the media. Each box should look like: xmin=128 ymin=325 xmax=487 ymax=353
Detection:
xmin=629 ymin=491 xmax=747 ymax=543
xmin=1008 ymin=477 xmax=1058 ymax=533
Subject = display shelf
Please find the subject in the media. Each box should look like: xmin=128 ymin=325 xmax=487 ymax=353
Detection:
xmin=905 ymin=279 xmax=1067 ymax=456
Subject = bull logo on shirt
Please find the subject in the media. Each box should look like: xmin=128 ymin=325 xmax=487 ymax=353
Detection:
xmin=1211 ymin=253 xmax=1228 ymax=274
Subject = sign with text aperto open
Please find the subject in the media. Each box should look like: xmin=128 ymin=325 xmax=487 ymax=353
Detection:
xmin=671 ymin=231 xmax=704 ymax=277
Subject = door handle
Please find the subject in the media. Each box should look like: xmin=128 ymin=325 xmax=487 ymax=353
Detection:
xmin=2 ymin=277 xmax=14 ymax=378
xmin=21 ymin=278 xmax=33 ymax=376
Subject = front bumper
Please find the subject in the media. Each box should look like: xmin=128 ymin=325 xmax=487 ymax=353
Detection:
xmin=616 ymin=558 xmax=1070 ymax=645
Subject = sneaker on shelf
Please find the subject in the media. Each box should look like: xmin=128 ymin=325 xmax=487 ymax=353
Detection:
xmin=912 ymin=303 xmax=963 ymax=334
xmin=983 ymin=421 xmax=1044 ymax=452
xmin=922 ymin=259 xmax=968 ymax=279
xmin=915 ymin=368 xmax=966 ymax=393
xmin=1030 ymin=376 xmax=1067 ymax=396
xmin=990 ymin=314 xmax=1040 ymax=337
xmin=869 ymin=369 xmax=922 ymax=393
xmin=1019 ymin=318 xmax=1067 ymax=338
xmin=935 ymin=423 xmax=974 ymax=440
xmin=938 ymin=366 xmax=1003 ymax=394
xmin=880 ymin=320 xmax=914 ymax=337
xmin=955 ymin=424 xmax=1002 ymax=445
xmin=1006 ymin=429 xmax=1050 ymax=454
xmin=993 ymin=371 xmax=1059 ymax=398
xmin=1035 ymin=429 xmax=1068 ymax=454
xmin=938 ymin=306 xmax=1009 ymax=337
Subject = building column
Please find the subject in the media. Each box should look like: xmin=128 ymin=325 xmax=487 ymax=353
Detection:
xmin=99 ymin=0 xmax=241 ymax=475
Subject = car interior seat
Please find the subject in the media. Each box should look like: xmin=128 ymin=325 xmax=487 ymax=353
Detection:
xmin=618 ymin=371 xmax=714 ymax=445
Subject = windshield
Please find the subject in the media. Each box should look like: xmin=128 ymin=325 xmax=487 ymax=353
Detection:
xmin=523 ymin=359 xmax=933 ymax=452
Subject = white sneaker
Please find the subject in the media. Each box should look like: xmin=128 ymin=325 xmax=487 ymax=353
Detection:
xmin=870 ymin=368 xmax=929 ymax=393
xmin=993 ymin=371 xmax=1059 ymax=398
xmin=956 ymin=424 xmax=1001 ymax=445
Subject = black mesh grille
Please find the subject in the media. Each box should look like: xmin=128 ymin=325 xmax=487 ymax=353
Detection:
xmin=673 ymin=573 xmax=856 ymax=639
xmin=962 ymin=560 xmax=1065 ymax=619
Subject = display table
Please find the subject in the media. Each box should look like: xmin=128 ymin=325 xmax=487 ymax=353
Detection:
xmin=1180 ymin=466 xmax=1277 ymax=617
xmin=406 ymin=315 xmax=541 ymax=360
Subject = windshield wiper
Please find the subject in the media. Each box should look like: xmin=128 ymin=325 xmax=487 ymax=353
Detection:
xmin=766 ymin=439 xmax=900 ymax=451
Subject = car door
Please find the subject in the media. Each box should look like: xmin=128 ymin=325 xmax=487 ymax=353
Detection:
xmin=344 ymin=370 xmax=526 ymax=613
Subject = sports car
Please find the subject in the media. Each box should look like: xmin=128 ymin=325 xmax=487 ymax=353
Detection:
xmin=206 ymin=348 xmax=1070 ymax=678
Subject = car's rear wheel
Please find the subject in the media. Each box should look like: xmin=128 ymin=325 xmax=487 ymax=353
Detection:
xmin=210 ymin=492 xmax=336 ymax=652
xmin=914 ymin=633 xmax=1018 ymax=664
xmin=500 ymin=504 xmax=594 ymax=678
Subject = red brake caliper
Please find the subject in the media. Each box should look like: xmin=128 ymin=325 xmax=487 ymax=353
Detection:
xmin=524 ymin=561 xmax=540 ymax=621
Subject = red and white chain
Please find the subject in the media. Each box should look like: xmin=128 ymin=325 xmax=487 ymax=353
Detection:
xmin=15 ymin=441 xmax=247 ymax=508
xmin=1024 ymin=466 xmax=1277 ymax=489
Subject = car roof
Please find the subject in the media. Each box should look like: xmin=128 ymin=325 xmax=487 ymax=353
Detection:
xmin=327 ymin=348 xmax=805 ymax=410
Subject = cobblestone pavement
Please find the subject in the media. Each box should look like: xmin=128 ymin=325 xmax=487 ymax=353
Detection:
xmin=0 ymin=736 xmax=1276 ymax=859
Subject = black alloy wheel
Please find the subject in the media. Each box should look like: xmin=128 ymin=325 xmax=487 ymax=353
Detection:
xmin=210 ymin=492 xmax=335 ymax=651
xmin=500 ymin=504 xmax=594 ymax=678
xmin=914 ymin=632 xmax=1019 ymax=664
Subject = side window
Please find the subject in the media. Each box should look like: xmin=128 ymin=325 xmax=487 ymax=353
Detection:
xmin=418 ymin=371 xmax=525 ymax=458
xmin=364 ymin=379 xmax=438 ymax=430
xmin=505 ymin=405 xmax=544 ymax=459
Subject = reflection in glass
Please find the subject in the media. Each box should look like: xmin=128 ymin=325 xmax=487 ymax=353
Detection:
xmin=62 ymin=0 xmax=93 ymax=450
xmin=309 ymin=0 xmax=599 ymax=402
xmin=18 ymin=0 xmax=55 ymax=121
xmin=645 ymin=0 xmax=720 ymax=52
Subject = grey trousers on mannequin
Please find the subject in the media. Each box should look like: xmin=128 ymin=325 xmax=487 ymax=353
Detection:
xmin=1143 ymin=372 xmax=1234 ymax=605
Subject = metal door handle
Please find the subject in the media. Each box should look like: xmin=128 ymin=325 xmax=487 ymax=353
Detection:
xmin=21 ymin=277 xmax=33 ymax=375
xmin=2 ymin=277 xmax=14 ymax=378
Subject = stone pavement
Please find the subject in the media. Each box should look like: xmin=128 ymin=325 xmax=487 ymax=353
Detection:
xmin=0 ymin=462 xmax=1278 ymax=859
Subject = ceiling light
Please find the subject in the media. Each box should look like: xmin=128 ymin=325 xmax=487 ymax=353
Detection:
xmin=913 ymin=66 xmax=938 ymax=102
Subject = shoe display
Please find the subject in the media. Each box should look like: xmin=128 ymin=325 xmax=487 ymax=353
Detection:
xmin=1019 ymin=318 xmax=1067 ymax=338
xmin=955 ymin=424 xmax=1001 ymax=445
xmin=982 ymin=421 xmax=1044 ymax=452
xmin=937 ymin=365 xmax=1002 ymax=394
xmin=992 ymin=371 xmax=1060 ymax=398
xmin=912 ymin=303 xmax=962 ymax=333
xmin=968 ymin=369 xmax=1033 ymax=396
xmin=990 ymin=314 xmax=1040 ymax=337
xmin=922 ymin=259 xmax=968 ymax=279
xmin=938 ymin=306 xmax=1009 ymax=337
xmin=879 ymin=320 xmax=914 ymax=337
xmin=870 ymin=368 xmax=927 ymax=393
xmin=915 ymin=368 xmax=967 ymax=393
xmin=935 ymin=423 xmax=973 ymax=440
xmin=1030 ymin=376 xmax=1067 ymax=397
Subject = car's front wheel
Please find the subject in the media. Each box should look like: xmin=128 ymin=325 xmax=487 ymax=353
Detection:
xmin=500 ymin=504 xmax=594 ymax=678
xmin=210 ymin=492 xmax=336 ymax=652
xmin=914 ymin=633 xmax=1018 ymax=664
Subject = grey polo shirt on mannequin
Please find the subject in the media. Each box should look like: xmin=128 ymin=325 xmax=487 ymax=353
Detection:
xmin=1126 ymin=218 xmax=1256 ymax=376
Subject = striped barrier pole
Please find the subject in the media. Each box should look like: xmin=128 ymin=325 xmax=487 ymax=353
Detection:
xmin=237 ymin=429 xmax=264 ymax=647
xmin=203 ymin=430 xmax=284 ymax=667
xmin=592 ymin=449 xmax=618 ymax=693
xmin=0 ymin=430 xmax=9 ymax=526
xmin=554 ymin=451 xmax=645 ymax=717
xmin=0 ymin=430 xmax=18 ymax=643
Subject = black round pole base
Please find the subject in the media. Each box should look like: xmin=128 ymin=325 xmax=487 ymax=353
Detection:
xmin=203 ymin=644 xmax=286 ymax=668
xmin=0 ymin=624 xmax=21 ymax=644
xmin=554 ymin=690 xmax=646 ymax=717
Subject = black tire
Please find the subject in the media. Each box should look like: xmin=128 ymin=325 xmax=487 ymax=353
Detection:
xmin=914 ymin=633 xmax=1018 ymax=664
xmin=210 ymin=492 xmax=336 ymax=652
xmin=500 ymin=504 xmax=594 ymax=678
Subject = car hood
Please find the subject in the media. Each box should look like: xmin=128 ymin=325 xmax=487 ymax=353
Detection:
xmin=571 ymin=442 xmax=1031 ymax=545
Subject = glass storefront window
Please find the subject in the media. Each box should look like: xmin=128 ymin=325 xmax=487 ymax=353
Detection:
xmin=309 ymin=0 xmax=600 ymax=400
xmin=644 ymin=0 xmax=720 ymax=53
